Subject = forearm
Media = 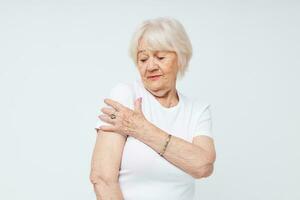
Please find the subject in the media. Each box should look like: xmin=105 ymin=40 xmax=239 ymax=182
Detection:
xmin=91 ymin=178 xmax=124 ymax=200
xmin=134 ymin=123 xmax=214 ymax=178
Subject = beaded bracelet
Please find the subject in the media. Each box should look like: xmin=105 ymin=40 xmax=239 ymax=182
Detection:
xmin=159 ymin=134 xmax=172 ymax=157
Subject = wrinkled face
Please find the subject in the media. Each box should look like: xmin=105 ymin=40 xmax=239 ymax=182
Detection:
xmin=137 ymin=38 xmax=179 ymax=94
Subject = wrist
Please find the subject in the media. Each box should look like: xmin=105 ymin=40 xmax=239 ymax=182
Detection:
xmin=134 ymin=120 xmax=154 ymax=140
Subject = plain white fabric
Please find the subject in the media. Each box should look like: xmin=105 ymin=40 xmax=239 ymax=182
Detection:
xmin=94 ymin=78 xmax=213 ymax=200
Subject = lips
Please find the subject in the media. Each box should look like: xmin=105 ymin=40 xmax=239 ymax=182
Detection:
xmin=147 ymin=75 xmax=162 ymax=78
xmin=147 ymin=75 xmax=162 ymax=81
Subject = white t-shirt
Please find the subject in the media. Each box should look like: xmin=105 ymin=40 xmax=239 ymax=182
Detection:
xmin=95 ymin=78 xmax=213 ymax=200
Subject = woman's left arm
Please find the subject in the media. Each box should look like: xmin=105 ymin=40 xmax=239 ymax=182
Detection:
xmin=135 ymin=123 xmax=216 ymax=179
xmin=99 ymin=98 xmax=216 ymax=179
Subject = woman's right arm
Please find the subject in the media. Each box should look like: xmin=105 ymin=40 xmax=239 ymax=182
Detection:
xmin=90 ymin=129 xmax=127 ymax=200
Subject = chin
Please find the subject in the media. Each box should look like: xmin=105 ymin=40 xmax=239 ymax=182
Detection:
xmin=148 ymin=81 xmax=165 ymax=92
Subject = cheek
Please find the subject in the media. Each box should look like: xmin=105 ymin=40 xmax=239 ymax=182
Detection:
xmin=162 ymin=62 xmax=177 ymax=75
xmin=137 ymin=65 xmax=145 ymax=74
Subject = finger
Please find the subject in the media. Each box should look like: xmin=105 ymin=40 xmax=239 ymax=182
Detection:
xmin=104 ymin=98 xmax=125 ymax=111
xmin=101 ymin=107 xmax=116 ymax=116
xmin=98 ymin=114 xmax=115 ymax=125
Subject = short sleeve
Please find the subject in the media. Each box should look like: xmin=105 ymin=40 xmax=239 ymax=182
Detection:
xmin=193 ymin=104 xmax=213 ymax=139
xmin=95 ymin=82 xmax=134 ymax=131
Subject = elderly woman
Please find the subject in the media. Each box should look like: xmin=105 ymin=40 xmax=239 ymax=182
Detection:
xmin=90 ymin=17 xmax=216 ymax=200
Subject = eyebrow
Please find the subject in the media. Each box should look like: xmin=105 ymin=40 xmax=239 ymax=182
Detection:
xmin=138 ymin=50 xmax=161 ymax=54
xmin=137 ymin=50 xmax=146 ymax=54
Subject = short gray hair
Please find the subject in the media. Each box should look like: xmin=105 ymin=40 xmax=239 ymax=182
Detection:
xmin=128 ymin=17 xmax=193 ymax=78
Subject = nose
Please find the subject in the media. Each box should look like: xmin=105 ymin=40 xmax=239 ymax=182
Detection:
xmin=146 ymin=57 xmax=159 ymax=71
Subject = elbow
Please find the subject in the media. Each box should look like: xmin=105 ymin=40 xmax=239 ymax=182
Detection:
xmin=207 ymin=149 xmax=216 ymax=164
xmin=193 ymin=152 xmax=216 ymax=179
xmin=192 ymin=163 xmax=215 ymax=179
xmin=89 ymin=173 xmax=103 ymax=185
xmin=202 ymin=163 xmax=215 ymax=178
xmin=89 ymin=171 xmax=118 ymax=185
xmin=90 ymin=171 xmax=104 ymax=185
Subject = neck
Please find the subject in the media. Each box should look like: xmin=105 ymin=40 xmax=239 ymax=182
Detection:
xmin=152 ymin=87 xmax=179 ymax=108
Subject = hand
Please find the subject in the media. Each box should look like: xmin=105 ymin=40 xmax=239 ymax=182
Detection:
xmin=98 ymin=97 xmax=148 ymax=138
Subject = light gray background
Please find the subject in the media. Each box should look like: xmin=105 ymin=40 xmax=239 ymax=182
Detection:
xmin=0 ymin=0 xmax=299 ymax=199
